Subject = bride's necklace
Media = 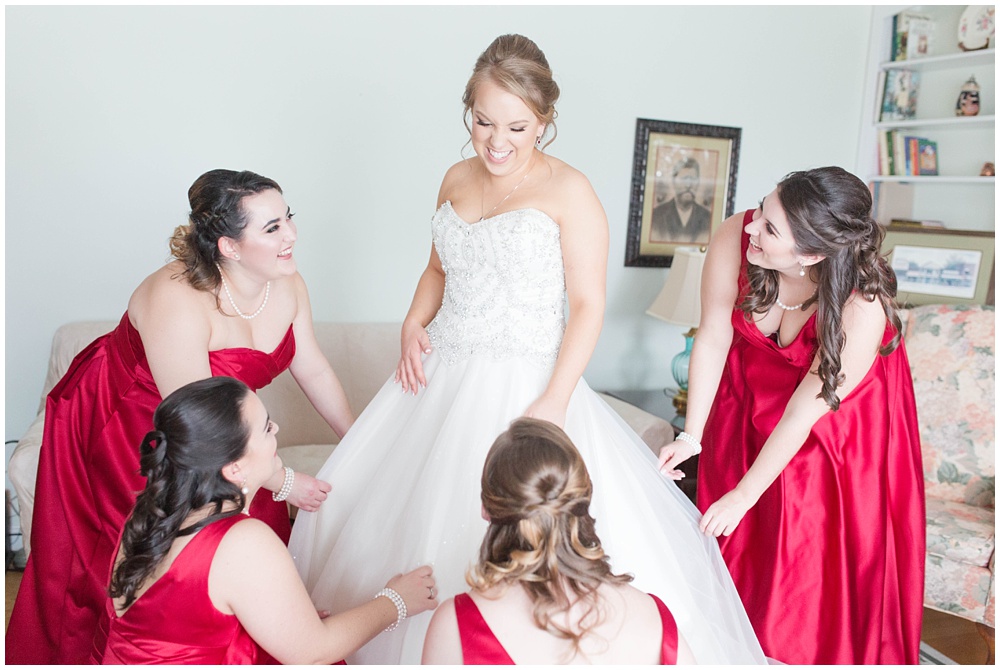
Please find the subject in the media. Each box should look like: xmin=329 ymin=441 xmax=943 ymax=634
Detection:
xmin=216 ymin=263 xmax=270 ymax=320
xmin=480 ymin=158 xmax=533 ymax=222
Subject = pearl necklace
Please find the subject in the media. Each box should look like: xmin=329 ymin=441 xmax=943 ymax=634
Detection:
xmin=216 ymin=263 xmax=270 ymax=320
xmin=480 ymin=158 xmax=533 ymax=221
xmin=775 ymin=297 xmax=805 ymax=311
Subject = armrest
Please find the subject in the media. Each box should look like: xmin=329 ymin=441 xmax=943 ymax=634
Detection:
xmin=597 ymin=392 xmax=676 ymax=456
xmin=9 ymin=409 xmax=46 ymax=557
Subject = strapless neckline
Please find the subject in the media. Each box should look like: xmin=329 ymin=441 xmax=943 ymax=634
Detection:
xmin=440 ymin=200 xmax=558 ymax=229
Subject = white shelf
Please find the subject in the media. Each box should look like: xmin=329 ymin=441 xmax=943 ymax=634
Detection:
xmin=880 ymin=49 xmax=995 ymax=72
xmin=871 ymin=176 xmax=995 ymax=184
xmin=876 ymin=115 xmax=995 ymax=131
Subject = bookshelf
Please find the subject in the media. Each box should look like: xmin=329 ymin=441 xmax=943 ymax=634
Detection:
xmin=858 ymin=6 xmax=995 ymax=231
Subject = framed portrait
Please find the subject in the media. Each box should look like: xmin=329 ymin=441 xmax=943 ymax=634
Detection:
xmin=882 ymin=226 xmax=995 ymax=306
xmin=625 ymin=118 xmax=741 ymax=267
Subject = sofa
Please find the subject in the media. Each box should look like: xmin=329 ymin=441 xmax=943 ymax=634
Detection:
xmin=7 ymin=321 xmax=675 ymax=557
xmin=901 ymin=304 xmax=995 ymax=633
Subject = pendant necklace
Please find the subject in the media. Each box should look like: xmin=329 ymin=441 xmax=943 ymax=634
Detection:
xmin=216 ymin=263 xmax=270 ymax=320
xmin=480 ymin=156 xmax=533 ymax=222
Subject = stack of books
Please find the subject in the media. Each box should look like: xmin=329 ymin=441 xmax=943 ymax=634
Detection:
xmin=890 ymin=10 xmax=933 ymax=61
xmin=877 ymin=131 xmax=938 ymax=176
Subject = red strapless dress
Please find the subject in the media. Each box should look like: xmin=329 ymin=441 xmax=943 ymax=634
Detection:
xmin=696 ymin=211 xmax=925 ymax=664
xmin=97 ymin=515 xmax=262 ymax=664
xmin=6 ymin=313 xmax=296 ymax=664
xmin=453 ymin=592 xmax=678 ymax=664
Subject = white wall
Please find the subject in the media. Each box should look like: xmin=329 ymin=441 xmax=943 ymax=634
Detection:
xmin=5 ymin=5 xmax=873 ymax=439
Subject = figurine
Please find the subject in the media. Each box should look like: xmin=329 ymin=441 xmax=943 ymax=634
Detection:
xmin=981 ymin=162 xmax=995 ymax=177
xmin=956 ymin=76 xmax=981 ymax=116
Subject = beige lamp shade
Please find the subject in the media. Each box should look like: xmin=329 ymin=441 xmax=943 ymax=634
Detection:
xmin=646 ymin=246 xmax=707 ymax=328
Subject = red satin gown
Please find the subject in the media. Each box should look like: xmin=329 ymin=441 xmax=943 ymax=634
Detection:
xmin=453 ymin=592 xmax=679 ymax=664
xmin=697 ymin=213 xmax=925 ymax=664
xmin=6 ymin=313 xmax=296 ymax=664
xmin=98 ymin=515 xmax=263 ymax=664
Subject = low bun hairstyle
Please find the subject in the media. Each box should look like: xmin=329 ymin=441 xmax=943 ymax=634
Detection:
xmin=469 ymin=418 xmax=631 ymax=653
xmin=462 ymin=34 xmax=560 ymax=148
xmin=740 ymin=166 xmax=901 ymax=410
xmin=109 ymin=376 xmax=254 ymax=609
xmin=168 ymin=169 xmax=282 ymax=293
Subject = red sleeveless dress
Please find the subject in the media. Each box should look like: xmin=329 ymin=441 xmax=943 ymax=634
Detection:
xmin=6 ymin=313 xmax=296 ymax=664
xmin=696 ymin=211 xmax=925 ymax=664
xmin=97 ymin=515 xmax=262 ymax=664
xmin=453 ymin=592 xmax=678 ymax=664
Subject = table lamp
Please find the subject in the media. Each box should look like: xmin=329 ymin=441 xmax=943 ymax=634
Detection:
xmin=645 ymin=246 xmax=706 ymax=416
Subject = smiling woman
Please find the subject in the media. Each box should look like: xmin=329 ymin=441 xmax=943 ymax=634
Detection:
xmin=5 ymin=169 xmax=357 ymax=664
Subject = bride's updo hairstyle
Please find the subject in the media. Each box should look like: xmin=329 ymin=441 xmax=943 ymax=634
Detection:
xmin=108 ymin=376 xmax=252 ymax=609
xmin=462 ymin=34 xmax=560 ymax=148
xmin=740 ymin=166 xmax=902 ymax=410
xmin=169 ymin=169 xmax=282 ymax=293
xmin=469 ymin=418 xmax=631 ymax=651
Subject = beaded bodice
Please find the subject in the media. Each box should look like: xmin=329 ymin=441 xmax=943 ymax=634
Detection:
xmin=426 ymin=201 xmax=566 ymax=369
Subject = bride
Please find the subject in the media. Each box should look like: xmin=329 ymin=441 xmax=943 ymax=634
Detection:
xmin=289 ymin=34 xmax=765 ymax=664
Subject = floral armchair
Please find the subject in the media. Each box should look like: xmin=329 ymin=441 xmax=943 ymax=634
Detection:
xmin=902 ymin=304 xmax=995 ymax=630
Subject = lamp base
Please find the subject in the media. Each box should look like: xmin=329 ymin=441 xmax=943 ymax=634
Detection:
xmin=672 ymin=387 xmax=689 ymax=416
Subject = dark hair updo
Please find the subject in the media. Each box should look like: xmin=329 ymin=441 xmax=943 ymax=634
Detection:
xmin=168 ymin=169 xmax=282 ymax=292
xmin=469 ymin=418 xmax=631 ymax=652
xmin=741 ymin=166 xmax=902 ymax=410
xmin=108 ymin=376 xmax=254 ymax=609
xmin=462 ymin=34 xmax=560 ymax=148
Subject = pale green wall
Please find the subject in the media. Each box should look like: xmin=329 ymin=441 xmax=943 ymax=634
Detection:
xmin=5 ymin=5 xmax=873 ymax=439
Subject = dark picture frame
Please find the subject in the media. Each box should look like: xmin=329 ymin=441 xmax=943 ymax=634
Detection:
xmin=882 ymin=225 xmax=995 ymax=307
xmin=625 ymin=118 xmax=741 ymax=267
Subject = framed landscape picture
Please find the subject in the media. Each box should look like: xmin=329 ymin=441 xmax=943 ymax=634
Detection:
xmin=625 ymin=118 xmax=740 ymax=267
xmin=882 ymin=226 xmax=995 ymax=306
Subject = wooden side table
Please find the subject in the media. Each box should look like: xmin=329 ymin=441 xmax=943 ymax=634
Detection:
xmin=602 ymin=388 xmax=699 ymax=504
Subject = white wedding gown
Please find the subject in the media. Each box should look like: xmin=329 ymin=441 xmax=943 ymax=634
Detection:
xmin=289 ymin=202 xmax=765 ymax=664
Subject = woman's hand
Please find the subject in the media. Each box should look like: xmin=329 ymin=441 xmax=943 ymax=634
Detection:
xmin=522 ymin=394 xmax=567 ymax=428
xmin=395 ymin=320 xmax=431 ymax=395
xmin=658 ymin=439 xmax=698 ymax=480
xmin=284 ymin=472 xmax=332 ymax=512
xmin=386 ymin=565 xmax=438 ymax=617
xmin=699 ymin=488 xmax=754 ymax=537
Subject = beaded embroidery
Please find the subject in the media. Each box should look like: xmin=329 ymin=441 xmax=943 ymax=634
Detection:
xmin=426 ymin=202 xmax=566 ymax=369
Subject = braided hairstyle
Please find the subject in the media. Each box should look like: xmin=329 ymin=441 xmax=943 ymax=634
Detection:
xmin=108 ymin=376 xmax=253 ymax=609
xmin=468 ymin=418 xmax=631 ymax=656
xmin=463 ymin=34 xmax=560 ymax=148
xmin=740 ymin=166 xmax=901 ymax=410
xmin=168 ymin=169 xmax=282 ymax=294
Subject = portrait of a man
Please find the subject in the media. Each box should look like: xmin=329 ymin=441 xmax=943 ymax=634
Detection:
xmin=649 ymin=157 xmax=712 ymax=245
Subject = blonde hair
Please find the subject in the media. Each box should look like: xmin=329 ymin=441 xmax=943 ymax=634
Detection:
xmin=469 ymin=418 xmax=631 ymax=654
xmin=462 ymin=34 xmax=560 ymax=148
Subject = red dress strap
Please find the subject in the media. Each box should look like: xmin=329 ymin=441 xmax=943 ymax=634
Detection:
xmin=453 ymin=593 xmax=514 ymax=665
xmin=650 ymin=594 xmax=679 ymax=665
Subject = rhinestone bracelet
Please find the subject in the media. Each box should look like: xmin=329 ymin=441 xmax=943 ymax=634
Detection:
xmin=374 ymin=587 xmax=407 ymax=631
xmin=676 ymin=432 xmax=703 ymax=455
xmin=272 ymin=466 xmax=294 ymax=502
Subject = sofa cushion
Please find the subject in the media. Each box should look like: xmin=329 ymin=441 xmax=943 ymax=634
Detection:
xmin=925 ymin=497 xmax=996 ymax=566
xmin=903 ymin=304 xmax=995 ymax=508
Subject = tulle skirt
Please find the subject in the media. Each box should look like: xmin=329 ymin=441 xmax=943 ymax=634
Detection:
xmin=288 ymin=350 xmax=765 ymax=664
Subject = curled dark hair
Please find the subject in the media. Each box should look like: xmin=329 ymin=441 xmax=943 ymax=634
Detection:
xmin=168 ymin=169 xmax=282 ymax=294
xmin=740 ymin=166 xmax=901 ymax=410
xmin=462 ymin=34 xmax=560 ymax=148
xmin=108 ymin=376 xmax=253 ymax=609
xmin=469 ymin=418 xmax=631 ymax=655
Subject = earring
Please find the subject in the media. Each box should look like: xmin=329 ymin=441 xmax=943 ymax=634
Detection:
xmin=240 ymin=478 xmax=248 ymax=495
xmin=234 ymin=254 xmax=240 ymax=261
xmin=799 ymin=263 xmax=806 ymax=277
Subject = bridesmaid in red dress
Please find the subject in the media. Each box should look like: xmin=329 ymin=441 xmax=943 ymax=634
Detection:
xmin=423 ymin=418 xmax=695 ymax=664
xmin=6 ymin=169 xmax=356 ymax=664
xmin=96 ymin=377 xmax=437 ymax=664
xmin=658 ymin=167 xmax=924 ymax=664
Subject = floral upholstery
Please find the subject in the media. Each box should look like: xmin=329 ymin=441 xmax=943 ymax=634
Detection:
xmin=902 ymin=304 xmax=995 ymax=627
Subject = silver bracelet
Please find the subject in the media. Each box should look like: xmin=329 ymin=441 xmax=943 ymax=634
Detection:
xmin=676 ymin=431 xmax=703 ymax=455
xmin=374 ymin=587 xmax=407 ymax=631
xmin=272 ymin=466 xmax=294 ymax=502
